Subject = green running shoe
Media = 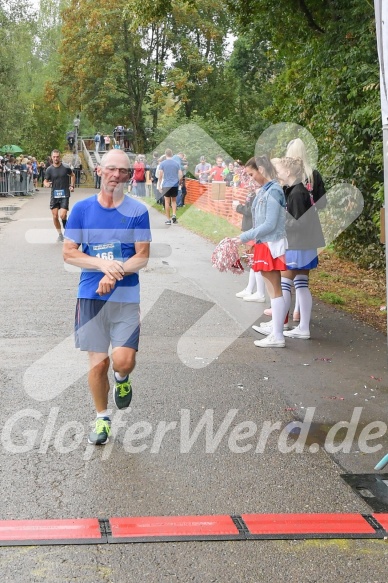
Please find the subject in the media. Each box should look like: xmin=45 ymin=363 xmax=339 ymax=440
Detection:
xmin=113 ymin=375 xmax=132 ymax=409
xmin=88 ymin=417 xmax=111 ymax=445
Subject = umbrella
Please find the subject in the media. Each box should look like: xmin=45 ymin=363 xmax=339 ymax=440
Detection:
xmin=0 ymin=145 xmax=23 ymax=154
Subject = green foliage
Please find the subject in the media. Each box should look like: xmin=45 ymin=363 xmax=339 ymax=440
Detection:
xmin=227 ymin=0 xmax=384 ymax=269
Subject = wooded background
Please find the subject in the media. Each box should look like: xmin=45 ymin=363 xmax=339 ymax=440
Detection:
xmin=1 ymin=0 xmax=382 ymax=267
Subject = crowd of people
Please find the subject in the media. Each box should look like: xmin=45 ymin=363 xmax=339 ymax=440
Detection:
xmin=92 ymin=127 xmax=134 ymax=153
xmin=0 ymin=154 xmax=48 ymax=196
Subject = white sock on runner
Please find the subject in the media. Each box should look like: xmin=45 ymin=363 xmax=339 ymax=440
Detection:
xmin=97 ymin=410 xmax=110 ymax=419
xmin=114 ymin=372 xmax=128 ymax=381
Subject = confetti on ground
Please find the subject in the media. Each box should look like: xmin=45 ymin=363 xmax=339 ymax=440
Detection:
xmin=370 ymin=375 xmax=382 ymax=381
xmin=324 ymin=396 xmax=345 ymax=400
xmin=285 ymin=407 xmax=297 ymax=411
xmin=314 ymin=357 xmax=332 ymax=362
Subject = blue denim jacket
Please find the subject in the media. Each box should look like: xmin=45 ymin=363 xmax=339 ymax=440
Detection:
xmin=239 ymin=181 xmax=286 ymax=244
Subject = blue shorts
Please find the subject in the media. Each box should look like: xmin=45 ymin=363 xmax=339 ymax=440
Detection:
xmin=75 ymin=299 xmax=140 ymax=353
xmin=286 ymin=249 xmax=319 ymax=270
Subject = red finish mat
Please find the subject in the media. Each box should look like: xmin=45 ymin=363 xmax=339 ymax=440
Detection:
xmin=0 ymin=518 xmax=102 ymax=545
xmin=372 ymin=513 xmax=388 ymax=530
xmin=109 ymin=515 xmax=241 ymax=542
xmin=242 ymin=513 xmax=377 ymax=538
xmin=0 ymin=513 xmax=386 ymax=546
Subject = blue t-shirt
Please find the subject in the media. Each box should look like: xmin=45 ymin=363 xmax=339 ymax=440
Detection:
xmin=159 ymin=158 xmax=180 ymax=188
xmin=65 ymin=194 xmax=151 ymax=303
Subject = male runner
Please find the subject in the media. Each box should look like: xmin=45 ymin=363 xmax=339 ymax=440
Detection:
xmin=157 ymin=149 xmax=182 ymax=225
xmin=63 ymin=149 xmax=151 ymax=445
xmin=44 ymin=149 xmax=75 ymax=242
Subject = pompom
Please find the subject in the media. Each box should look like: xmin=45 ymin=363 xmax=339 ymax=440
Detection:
xmin=211 ymin=238 xmax=244 ymax=275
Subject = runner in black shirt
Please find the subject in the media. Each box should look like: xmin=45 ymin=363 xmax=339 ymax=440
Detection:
xmin=44 ymin=149 xmax=75 ymax=242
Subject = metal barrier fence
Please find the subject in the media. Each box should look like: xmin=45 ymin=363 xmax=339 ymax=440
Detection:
xmin=0 ymin=171 xmax=34 ymax=197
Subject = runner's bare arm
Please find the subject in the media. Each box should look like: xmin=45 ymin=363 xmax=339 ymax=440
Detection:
xmin=63 ymin=239 xmax=125 ymax=280
xmin=122 ymin=242 xmax=150 ymax=274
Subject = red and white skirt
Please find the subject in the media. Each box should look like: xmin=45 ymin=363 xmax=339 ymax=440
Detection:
xmin=252 ymin=242 xmax=286 ymax=272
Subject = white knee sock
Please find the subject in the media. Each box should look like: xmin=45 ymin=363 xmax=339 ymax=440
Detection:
xmin=246 ymin=269 xmax=256 ymax=294
xmin=271 ymin=296 xmax=286 ymax=340
xmin=294 ymin=275 xmax=312 ymax=333
xmin=255 ymin=271 xmax=266 ymax=296
xmin=281 ymin=277 xmax=293 ymax=322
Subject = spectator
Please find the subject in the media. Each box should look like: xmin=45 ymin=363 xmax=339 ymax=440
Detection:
xmin=38 ymin=161 xmax=45 ymax=187
xmin=94 ymin=132 xmax=101 ymax=152
xmin=100 ymin=133 xmax=105 ymax=152
xmin=132 ymin=155 xmax=146 ymax=198
xmin=150 ymin=152 xmax=159 ymax=200
xmin=104 ymin=135 xmax=111 ymax=150
xmin=209 ymin=156 xmax=225 ymax=182
xmin=233 ymin=188 xmax=266 ymax=303
xmin=74 ymin=158 xmax=82 ymax=187
xmin=195 ymin=156 xmax=211 ymax=184
xmin=94 ymin=164 xmax=101 ymax=189
xmin=31 ymin=157 xmax=39 ymax=191
xmin=222 ymin=162 xmax=235 ymax=186
xmin=173 ymin=152 xmax=188 ymax=175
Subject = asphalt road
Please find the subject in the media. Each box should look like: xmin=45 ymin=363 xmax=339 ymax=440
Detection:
xmin=0 ymin=189 xmax=387 ymax=582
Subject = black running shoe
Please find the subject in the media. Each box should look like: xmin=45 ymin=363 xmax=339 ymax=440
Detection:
xmin=88 ymin=417 xmax=111 ymax=445
xmin=113 ymin=375 xmax=133 ymax=409
xmin=171 ymin=214 xmax=177 ymax=224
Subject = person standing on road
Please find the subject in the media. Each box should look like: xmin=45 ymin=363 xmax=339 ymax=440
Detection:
xmin=232 ymin=189 xmax=266 ymax=303
xmin=273 ymin=156 xmax=325 ymax=340
xmin=284 ymin=137 xmax=326 ymax=323
xmin=44 ymin=149 xmax=75 ymax=242
xmin=63 ymin=149 xmax=151 ymax=445
xmin=157 ymin=148 xmax=182 ymax=225
xmin=236 ymin=156 xmax=287 ymax=348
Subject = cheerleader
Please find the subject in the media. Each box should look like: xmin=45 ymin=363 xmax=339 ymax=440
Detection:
xmin=233 ymin=190 xmax=266 ymax=303
xmin=274 ymin=156 xmax=325 ymax=339
xmin=236 ymin=156 xmax=287 ymax=348
xmin=285 ymin=138 xmax=326 ymax=321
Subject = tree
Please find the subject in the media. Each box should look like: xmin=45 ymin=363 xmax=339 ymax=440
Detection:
xmin=59 ymin=0 xmax=232 ymax=150
xmin=227 ymin=0 xmax=384 ymax=267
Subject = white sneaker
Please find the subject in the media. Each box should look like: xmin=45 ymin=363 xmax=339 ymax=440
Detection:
xmin=252 ymin=325 xmax=271 ymax=336
xmin=283 ymin=326 xmax=310 ymax=339
xmin=236 ymin=288 xmax=250 ymax=298
xmin=254 ymin=333 xmax=285 ymax=348
xmin=243 ymin=292 xmax=266 ymax=303
xmin=252 ymin=320 xmax=289 ymax=333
